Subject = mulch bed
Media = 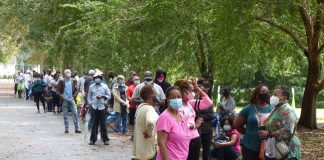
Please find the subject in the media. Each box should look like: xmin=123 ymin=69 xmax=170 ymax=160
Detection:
xmin=299 ymin=124 xmax=324 ymax=159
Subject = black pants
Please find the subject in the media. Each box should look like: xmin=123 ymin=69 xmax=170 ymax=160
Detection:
xmin=90 ymin=109 xmax=109 ymax=142
xmin=14 ymin=84 xmax=18 ymax=95
xmin=18 ymin=90 xmax=23 ymax=98
xmin=187 ymin=137 xmax=201 ymax=160
xmin=242 ymin=145 xmax=259 ymax=160
xmin=51 ymin=91 xmax=61 ymax=112
xmin=34 ymin=92 xmax=45 ymax=111
xmin=200 ymin=132 xmax=213 ymax=160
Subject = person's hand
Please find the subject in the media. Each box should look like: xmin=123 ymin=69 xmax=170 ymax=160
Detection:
xmin=143 ymin=130 xmax=151 ymax=139
xmin=259 ymin=130 xmax=268 ymax=138
xmin=190 ymin=78 xmax=199 ymax=90
xmin=213 ymin=142 xmax=222 ymax=148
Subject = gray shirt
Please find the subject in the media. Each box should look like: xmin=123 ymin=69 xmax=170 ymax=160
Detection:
xmin=220 ymin=97 xmax=236 ymax=114
xmin=132 ymin=82 xmax=166 ymax=101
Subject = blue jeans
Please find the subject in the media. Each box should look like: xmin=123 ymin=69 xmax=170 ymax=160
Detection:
xmin=88 ymin=107 xmax=94 ymax=130
xmin=115 ymin=110 xmax=128 ymax=133
xmin=62 ymin=100 xmax=80 ymax=130
xmin=211 ymin=146 xmax=240 ymax=160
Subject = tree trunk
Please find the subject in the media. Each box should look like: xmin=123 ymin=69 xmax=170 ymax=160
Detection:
xmin=298 ymin=60 xmax=320 ymax=128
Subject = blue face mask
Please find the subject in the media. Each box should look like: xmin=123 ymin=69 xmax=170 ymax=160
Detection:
xmin=95 ymin=78 xmax=101 ymax=84
xmin=223 ymin=124 xmax=232 ymax=131
xmin=169 ymin=98 xmax=183 ymax=110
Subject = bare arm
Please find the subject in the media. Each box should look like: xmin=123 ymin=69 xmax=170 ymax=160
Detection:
xmin=157 ymin=131 xmax=169 ymax=160
xmin=233 ymin=116 xmax=246 ymax=134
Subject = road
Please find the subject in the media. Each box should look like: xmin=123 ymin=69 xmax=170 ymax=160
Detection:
xmin=0 ymin=81 xmax=132 ymax=160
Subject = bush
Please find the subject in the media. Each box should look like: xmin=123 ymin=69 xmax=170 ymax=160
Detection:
xmin=317 ymin=101 xmax=324 ymax=109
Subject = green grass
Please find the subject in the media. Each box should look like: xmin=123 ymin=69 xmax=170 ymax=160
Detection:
xmin=234 ymin=107 xmax=324 ymax=123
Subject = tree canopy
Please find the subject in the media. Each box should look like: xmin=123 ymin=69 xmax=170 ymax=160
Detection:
xmin=0 ymin=0 xmax=323 ymax=128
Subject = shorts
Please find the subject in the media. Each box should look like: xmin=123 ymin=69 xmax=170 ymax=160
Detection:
xmin=128 ymin=107 xmax=137 ymax=125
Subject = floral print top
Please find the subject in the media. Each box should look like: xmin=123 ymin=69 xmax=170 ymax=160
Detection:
xmin=266 ymin=102 xmax=301 ymax=159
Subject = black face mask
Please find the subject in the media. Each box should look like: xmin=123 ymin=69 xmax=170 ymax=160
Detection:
xmin=223 ymin=91 xmax=230 ymax=97
xmin=258 ymin=93 xmax=270 ymax=103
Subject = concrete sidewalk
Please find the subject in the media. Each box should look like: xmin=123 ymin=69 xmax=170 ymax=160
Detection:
xmin=0 ymin=92 xmax=132 ymax=160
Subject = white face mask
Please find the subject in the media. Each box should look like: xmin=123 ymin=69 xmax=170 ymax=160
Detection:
xmin=270 ymin=96 xmax=280 ymax=106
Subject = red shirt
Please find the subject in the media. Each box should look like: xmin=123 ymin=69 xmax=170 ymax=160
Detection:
xmin=126 ymin=84 xmax=137 ymax=109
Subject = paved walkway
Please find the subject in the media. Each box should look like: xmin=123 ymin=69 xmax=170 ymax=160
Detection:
xmin=0 ymin=81 xmax=132 ymax=160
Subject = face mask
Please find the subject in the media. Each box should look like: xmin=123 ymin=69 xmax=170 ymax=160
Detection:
xmin=186 ymin=92 xmax=195 ymax=100
xmin=95 ymin=78 xmax=101 ymax=84
xmin=118 ymin=80 xmax=125 ymax=84
xmin=169 ymin=98 xmax=183 ymax=110
xmin=157 ymin=79 xmax=163 ymax=83
xmin=258 ymin=93 xmax=270 ymax=103
xmin=270 ymin=96 xmax=280 ymax=106
xmin=65 ymin=73 xmax=71 ymax=79
xmin=134 ymin=80 xmax=140 ymax=86
xmin=223 ymin=125 xmax=232 ymax=131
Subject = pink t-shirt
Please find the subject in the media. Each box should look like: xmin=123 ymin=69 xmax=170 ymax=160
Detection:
xmin=179 ymin=93 xmax=213 ymax=138
xmin=156 ymin=110 xmax=192 ymax=160
xmin=226 ymin=129 xmax=241 ymax=153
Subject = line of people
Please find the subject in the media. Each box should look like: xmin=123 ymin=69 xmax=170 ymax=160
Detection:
xmin=13 ymin=68 xmax=301 ymax=160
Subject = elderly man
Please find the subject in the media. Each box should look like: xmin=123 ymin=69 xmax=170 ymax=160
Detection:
xmin=57 ymin=69 xmax=81 ymax=134
xmin=88 ymin=72 xmax=110 ymax=145
xmin=132 ymin=71 xmax=166 ymax=114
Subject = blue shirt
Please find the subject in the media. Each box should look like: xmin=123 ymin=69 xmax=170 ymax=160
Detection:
xmin=87 ymin=83 xmax=111 ymax=110
xmin=238 ymin=104 xmax=274 ymax=151
xmin=63 ymin=79 xmax=73 ymax=101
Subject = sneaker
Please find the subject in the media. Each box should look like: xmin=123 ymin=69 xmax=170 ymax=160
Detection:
xmin=65 ymin=129 xmax=69 ymax=133
xmin=89 ymin=141 xmax=95 ymax=145
xmin=75 ymin=130 xmax=82 ymax=133
xmin=103 ymin=141 xmax=109 ymax=145
xmin=37 ymin=110 xmax=40 ymax=113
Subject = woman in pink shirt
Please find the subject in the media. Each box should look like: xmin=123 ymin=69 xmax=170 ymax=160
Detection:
xmin=156 ymin=86 xmax=192 ymax=160
xmin=211 ymin=116 xmax=241 ymax=160
xmin=174 ymin=78 xmax=213 ymax=160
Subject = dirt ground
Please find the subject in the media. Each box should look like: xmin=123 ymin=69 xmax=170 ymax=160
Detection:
xmin=0 ymin=82 xmax=132 ymax=160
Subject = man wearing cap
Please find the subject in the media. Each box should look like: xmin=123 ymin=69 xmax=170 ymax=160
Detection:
xmin=84 ymin=69 xmax=96 ymax=94
xmin=57 ymin=69 xmax=82 ymax=134
xmin=132 ymin=71 xmax=166 ymax=114
xmin=88 ymin=72 xmax=110 ymax=145
xmin=113 ymin=75 xmax=129 ymax=135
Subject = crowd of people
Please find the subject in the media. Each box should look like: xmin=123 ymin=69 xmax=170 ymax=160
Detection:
xmin=13 ymin=68 xmax=301 ymax=160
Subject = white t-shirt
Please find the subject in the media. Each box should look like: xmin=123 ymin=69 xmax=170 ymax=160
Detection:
xmin=23 ymin=74 xmax=31 ymax=89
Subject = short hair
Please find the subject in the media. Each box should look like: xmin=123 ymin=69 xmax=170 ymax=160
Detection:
xmin=277 ymin=85 xmax=290 ymax=100
xmin=140 ymin=85 xmax=155 ymax=101
xmin=220 ymin=116 xmax=234 ymax=128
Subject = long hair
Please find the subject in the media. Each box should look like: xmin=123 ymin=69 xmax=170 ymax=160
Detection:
xmin=249 ymin=84 xmax=268 ymax=104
